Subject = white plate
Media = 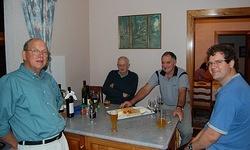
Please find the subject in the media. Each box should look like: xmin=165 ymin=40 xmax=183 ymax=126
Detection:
xmin=107 ymin=106 xmax=154 ymax=120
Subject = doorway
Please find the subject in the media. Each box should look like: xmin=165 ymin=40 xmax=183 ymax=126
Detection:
xmin=0 ymin=0 xmax=6 ymax=77
xmin=187 ymin=7 xmax=250 ymax=134
xmin=216 ymin=32 xmax=250 ymax=83
xmin=187 ymin=7 xmax=250 ymax=91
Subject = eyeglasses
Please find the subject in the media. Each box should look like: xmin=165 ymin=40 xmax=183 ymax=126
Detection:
xmin=26 ymin=49 xmax=48 ymax=57
xmin=207 ymin=59 xmax=227 ymax=67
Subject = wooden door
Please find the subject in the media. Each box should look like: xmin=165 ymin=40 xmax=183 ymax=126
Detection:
xmin=245 ymin=34 xmax=250 ymax=83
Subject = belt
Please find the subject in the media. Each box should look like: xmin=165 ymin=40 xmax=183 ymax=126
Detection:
xmin=18 ymin=132 xmax=62 ymax=145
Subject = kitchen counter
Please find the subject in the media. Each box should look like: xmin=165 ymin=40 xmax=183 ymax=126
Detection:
xmin=64 ymin=104 xmax=179 ymax=149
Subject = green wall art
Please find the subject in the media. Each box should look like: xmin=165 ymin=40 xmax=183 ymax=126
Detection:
xmin=119 ymin=13 xmax=161 ymax=49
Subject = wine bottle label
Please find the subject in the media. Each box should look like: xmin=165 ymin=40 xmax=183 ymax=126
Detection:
xmin=82 ymin=98 xmax=85 ymax=104
xmin=69 ymin=103 xmax=74 ymax=114
xmin=87 ymin=99 xmax=91 ymax=106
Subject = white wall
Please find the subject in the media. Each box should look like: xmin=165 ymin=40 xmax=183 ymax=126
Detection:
xmin=4 ymin=0 xmax=89 ymax=98
xmin=89 ymin=0 xmax=250 ymax=106
xmin=4 ymin=0 xmax=250 ymax=105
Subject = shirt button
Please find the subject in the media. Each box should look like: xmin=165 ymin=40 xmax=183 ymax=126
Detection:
xmin=43 ymin=91 xmax=46 ymax=94
xmin=52 ymin=113 xmax=55 ymax=115
xmin=47 ymin=102 xmax=49 ymax=105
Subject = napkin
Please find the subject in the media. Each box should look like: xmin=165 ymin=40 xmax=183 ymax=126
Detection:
xmin=64 ymin=90 xmax=78 ymax=101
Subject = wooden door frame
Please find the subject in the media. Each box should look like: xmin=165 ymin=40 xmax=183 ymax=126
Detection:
xmin=186 ymin=7 xmax=250 ymax=98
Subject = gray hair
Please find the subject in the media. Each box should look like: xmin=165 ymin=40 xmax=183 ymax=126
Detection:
xmin=117 ymin=56 xmax=129 ymax=64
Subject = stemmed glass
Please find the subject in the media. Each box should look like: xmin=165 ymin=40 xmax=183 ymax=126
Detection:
xmin=147 ymin=99 xmax=158 ymax=113
xmin=156 ymin=96 xmax=164 ymax=106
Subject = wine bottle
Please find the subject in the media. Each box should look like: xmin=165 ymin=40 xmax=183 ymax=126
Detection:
xmin=81 ymin=80 xmax=87 ymax=105
xmin=66 ymin=87 xmax=74 ymax=118
xmin=86 ymin=85 xmax=90 ymax=106
xmin=89 ymin=103 xmax=96 ymax=120
xmin=58 ymin=84 xmax=64 ymax=113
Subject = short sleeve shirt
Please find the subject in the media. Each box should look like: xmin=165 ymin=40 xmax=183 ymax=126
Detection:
xmin=147 ymin=67 xmax=189 ymax=105
xmin=207 ymin=74 xmax=250 ymax=149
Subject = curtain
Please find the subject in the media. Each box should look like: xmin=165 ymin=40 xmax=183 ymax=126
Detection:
xmin=22 ymin=0 xmax=56 ymax=50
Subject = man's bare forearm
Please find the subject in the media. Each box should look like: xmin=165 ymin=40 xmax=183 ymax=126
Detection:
xmin=130 ymin=84 xmax=152 ymax=105
xmin=177 ymin=88 xmax=187 ymax=107
xmin=187 ymin=127 xmax=221 ymax=149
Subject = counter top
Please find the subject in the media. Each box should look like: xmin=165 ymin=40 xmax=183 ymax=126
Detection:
xmin=64 ymin=104 xmax=178 ymax=149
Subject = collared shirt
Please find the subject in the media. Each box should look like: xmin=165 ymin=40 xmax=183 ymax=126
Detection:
xmin=207 ymin=74 xmax=250 ymax=150
xmin=147 ymin=66 xmax=189 ymax=105
xmin=0 ymin=64 xmax=65 ymax=141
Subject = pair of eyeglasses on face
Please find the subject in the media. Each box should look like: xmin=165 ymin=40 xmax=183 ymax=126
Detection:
xmin=207 ymin=59 xmax=227 ymax=67
xmin=26 ymin=49 xmax=49 ymax=56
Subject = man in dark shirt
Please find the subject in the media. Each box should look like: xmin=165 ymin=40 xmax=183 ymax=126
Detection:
xmin=103 ymin=56 xmax=138 ymax=104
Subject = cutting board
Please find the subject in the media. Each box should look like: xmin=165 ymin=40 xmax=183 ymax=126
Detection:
xmin=107 ymin=106 xmax=154 ymax=120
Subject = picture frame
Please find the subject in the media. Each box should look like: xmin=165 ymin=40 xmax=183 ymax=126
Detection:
xmin=119 ymin=13 xmax=161 ymax=49
xmin=239 ymin=46 xmax=246 ymax=57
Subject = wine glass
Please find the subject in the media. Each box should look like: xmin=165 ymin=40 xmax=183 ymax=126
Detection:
xmin=147 ymin=99 xmax=157 ymax=113
xmin=156 ymin=96 xmax=164 ymax=106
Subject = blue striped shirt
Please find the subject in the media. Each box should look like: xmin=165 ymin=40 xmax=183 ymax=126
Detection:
xmin=0 ymin=64 xmax=65 ymax=141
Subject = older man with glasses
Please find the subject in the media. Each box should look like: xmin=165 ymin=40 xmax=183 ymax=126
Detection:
xmin=185 ymin=44 xmax=250 ymax=150
xmin=0 ymin=38 xmax=68 ymax=150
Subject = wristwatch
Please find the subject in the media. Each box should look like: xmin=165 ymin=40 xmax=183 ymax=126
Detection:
xmin=176 ymin=105 xmax=184 ymax=111
xmin=187 ymin=143 xmax=193 ymax=150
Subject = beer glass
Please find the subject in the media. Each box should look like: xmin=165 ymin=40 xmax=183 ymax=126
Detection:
xmin=156 ymin=107 xmax=167 ymax=128
xmin=109 ymin=110 xmax=118 ymax=132
xmin=103 ymin=100 xmax=111 ymax=108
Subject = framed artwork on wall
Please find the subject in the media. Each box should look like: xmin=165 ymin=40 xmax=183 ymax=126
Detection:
xmin=119 ymin=13 xmax=161 ymax=49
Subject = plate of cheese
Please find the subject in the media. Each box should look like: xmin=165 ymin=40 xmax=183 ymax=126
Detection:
xmin=107 ymin=106 xmax=154 ymax=120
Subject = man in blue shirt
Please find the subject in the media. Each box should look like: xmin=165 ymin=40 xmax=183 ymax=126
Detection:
xmin=121 ymin=51 xmax=193 ymax=147
xmin=186 ymin=44 xmax=250 ymax=150
xmin=103 ymin=56 xmax=138 ymax=104
xmin=0 ymin=38 xmax=68 ymax=150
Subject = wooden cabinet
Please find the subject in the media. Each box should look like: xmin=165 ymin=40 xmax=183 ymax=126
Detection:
xmin=65 ymin=132 xmax=85 ymax=150
xmin=65 ymin=132 xmax=177 ymax=150
xmin=65 ymin=132 xmax=157 ymax=150
xmin=85 ymin=136 xmax=156 ymax=150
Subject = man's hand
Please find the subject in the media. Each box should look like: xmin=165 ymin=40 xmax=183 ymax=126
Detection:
xmin=0 ymin=132 xmax=18 ymax=150
xmin=10 ymin=145 xmax=18 ymax=150
xmin=120 ymin=101 xmax=132 ymax=108
xmin=173 ymin=107 xmax=184 ymax=121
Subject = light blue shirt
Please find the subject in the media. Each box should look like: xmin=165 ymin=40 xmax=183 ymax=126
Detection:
xmin=147 ymin=67 xmax=189 ymax=105
xmin=207 ymin=74 xmax=250 ymax=150
xmin=0 ymin=64 xmax=65 ymax=141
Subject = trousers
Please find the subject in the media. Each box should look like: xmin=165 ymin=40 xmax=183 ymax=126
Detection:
xmin=177 ymin=103 xmax=193 ymax=146
xmin=17 ymin=133 xmax=69 ymax=150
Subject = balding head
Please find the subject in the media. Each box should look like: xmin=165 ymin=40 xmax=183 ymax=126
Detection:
xmin=117 ymin=56 xmax=130 ymax=76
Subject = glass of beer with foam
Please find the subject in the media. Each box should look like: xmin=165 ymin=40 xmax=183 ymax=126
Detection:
xmin=109 ymin=110 xmax=118 ymax=132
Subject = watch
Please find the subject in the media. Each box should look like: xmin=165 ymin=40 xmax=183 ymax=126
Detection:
xmin=187 ymin=143 xmax=193 ymax=150
xmin=176 ymin=105 xmax=184 ymax=110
